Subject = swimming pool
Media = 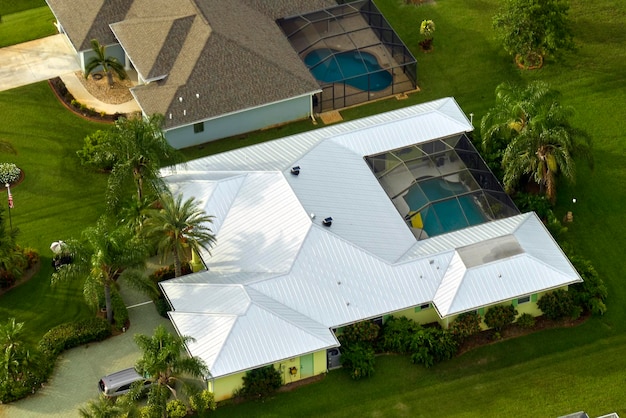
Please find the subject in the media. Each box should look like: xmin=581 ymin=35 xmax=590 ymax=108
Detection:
xmin=404 ymin=178 xmax=487 ymax=236
xmin=304 ymin=48 xmax=393 ymax=91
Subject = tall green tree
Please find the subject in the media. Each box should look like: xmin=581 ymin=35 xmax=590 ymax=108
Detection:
xmin=133 ymin=325 xmax=209 ymax=417
xmin=481 ymin=81 xmax=592 ymax=202
xmin=84 ymin=39 xmax=128 ymax=87
xmin=52 ymin=217 xmax=156 ymax=324
xmin=104 ymin=114 xmax=182 ymax=210
xmin=144 ymin=192 xmax=216 ymax=278
xmin=493 ymin=0 xmax=575 ymax=68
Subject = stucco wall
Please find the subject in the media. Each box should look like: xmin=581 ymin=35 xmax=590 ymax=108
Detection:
xmin=392 ymin=304 xmax=440 ymax=325
xmin=164 ymin=95 xmax=313 ymax=149
xmin=210 ymin=349 xmax=328 ymax=402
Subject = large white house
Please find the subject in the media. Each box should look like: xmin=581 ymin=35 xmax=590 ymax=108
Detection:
xmin=159 ymin=98 xmax=582 ymax=400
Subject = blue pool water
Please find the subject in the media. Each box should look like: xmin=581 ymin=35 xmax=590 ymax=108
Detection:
xmin=404 ymin=178 xmax=487 ymax=237
xmin=304 ymin=48 xmax=393 ymax=91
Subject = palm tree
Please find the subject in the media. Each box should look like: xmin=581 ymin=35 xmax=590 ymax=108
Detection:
xmin=144 ymin=192 xmax=216 ymax=278
xmin=481 ymin=81 xmax=592 ymax=202
xmin=105 ymin=114 xmax=182 ymax=210
xmin=52 ymin=217 xmax=156 ymax=324
xmin=133 ymin=325 xmax=208 ymax=417
xmin=78 ymin=394 xmax=138 ymax=418
xmin=84 ymin=39 xmax=128 ymax=87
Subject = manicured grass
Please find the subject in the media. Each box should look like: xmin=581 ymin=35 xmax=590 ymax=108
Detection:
xmin=0 ymin=0 xmax=625 ymax=415
xmin=0 ymin=7 xmax=56 ymax=48
xmin=0 ymin=82 xmax=109 ymax=344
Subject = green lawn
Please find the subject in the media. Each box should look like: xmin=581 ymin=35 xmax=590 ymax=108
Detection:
xmin=0 ymin=6 xmax=56 ymax=48
xmin=0 ymin=0 xmax=625 ymax=415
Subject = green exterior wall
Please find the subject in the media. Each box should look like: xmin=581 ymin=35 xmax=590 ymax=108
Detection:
xmin=210 ymin=349 xmax=328 ymax=402
xmin=392 ymin=304 xmax=440 ymax=325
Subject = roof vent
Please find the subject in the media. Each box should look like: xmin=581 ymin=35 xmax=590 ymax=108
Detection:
xmin=322 ymin=217 xmax=333 ymax=227
xmin=183 ymin=109 xmax=187 ymax=116
xmin=179 ymin=97 xmax=183 ymax=102
xmin=169 ymin=113 xmax=172 ymax=119
xmin=290 ymin=166 xmax=300 ymax=175
xmin=196 ymin=93 xmax=200 ymax=99
xmin=310 ymin=213 xmax=315 ymax=219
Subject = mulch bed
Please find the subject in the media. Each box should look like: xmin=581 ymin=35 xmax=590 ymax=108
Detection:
xmin=0 ymin=260 xmax=41 ymax=297
xmin=48 ymin=77 xmax=127 ymax=123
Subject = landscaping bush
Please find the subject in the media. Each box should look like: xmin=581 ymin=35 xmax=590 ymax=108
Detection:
xmin=409 ymin=327 xmax=458 ymax=368
xmin=166 ymin=399 xmax=188 ymax=418
xmin=149 ymin=262 xmax=192 ymax=287
xmin=516 ymin=313 xmax=536 ymax=329
xmin=236 ymin=365 xmax=282 ymax=399
xmin=338 ymin=321 xmax=380 ymax=347
xmin=484 ymin=305 xmax=518 ymax=331
xmin=0 ymin=269 xmax=17 ymax=288
xmin=21 ymin=246 xmax=39 ymax=269
xmin=111 ymin=290 xmax=129 ymax=331
xmin=380 ymin=316 xmax=422 ymax=354
xmin=538 ymin=290 xmax=576 ymax=320
xmin=189 ymin=390 xmax=217 ymax=414
xmin=568 ymin=255 xmax=608 ymax=316
xmin=38 ymin=317 xmax=111 ymax=357
xmin=154 ymin=297 xmax=170 ymax=318
xmin=448 ymin=311 xmax=482 ymax=343
xmin=340 ymin=343 xmax=376 ymax=380
xmin=76 ymin=130 xmax=117 ymax=171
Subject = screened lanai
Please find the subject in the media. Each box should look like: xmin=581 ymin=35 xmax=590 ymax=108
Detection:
xmin=366 ymin=134 xmax=519 ymax=240
xmin=277 ymin=0 xmax=417 ymax=113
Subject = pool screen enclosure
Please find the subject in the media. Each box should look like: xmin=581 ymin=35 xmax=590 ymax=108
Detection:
xmin=278 ymin=0 xmax=417 ymax=112
xmin=365 ymin=134 xmax=519 ymax=239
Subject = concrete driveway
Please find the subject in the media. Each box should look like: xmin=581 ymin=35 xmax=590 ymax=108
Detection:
xmin=0 ymin=286 xmax=173 ymax=418
xmin=0 ymin=34 xmax=80 ymax=92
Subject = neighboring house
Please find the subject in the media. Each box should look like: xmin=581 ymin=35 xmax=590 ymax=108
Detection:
xmin=159 ymin=98 xmax=582 ymax=400
xmin=45 ymin=0 xmax=417 ymax=149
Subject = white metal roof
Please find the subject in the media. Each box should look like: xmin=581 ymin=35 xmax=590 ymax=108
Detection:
xmin=160 ymin=98 xmax=582 ymax=379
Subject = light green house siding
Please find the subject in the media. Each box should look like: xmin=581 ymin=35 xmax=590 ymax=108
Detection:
xmin=210 ymin=349 xmax=328 ymax=402
xmin=392 ymin=304 xmax=440 ymax=325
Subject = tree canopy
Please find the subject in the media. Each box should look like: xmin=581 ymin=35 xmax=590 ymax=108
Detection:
xmin=493 ymin=0 xmax=575 ymax=68
xmin=481 ymin=81 xmax=592 ymax=203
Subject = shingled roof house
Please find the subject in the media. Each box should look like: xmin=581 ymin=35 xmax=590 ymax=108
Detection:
xmin=159 ymin=98 xmax=582 ymax=400
xmin=45 ymin=0 xmax=417 ymax=149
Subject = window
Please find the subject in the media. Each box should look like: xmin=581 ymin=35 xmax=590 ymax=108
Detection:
xmin=193 ymin=122 xmax=204 ymax=133
xmin=517 ymin=296 xmax=531 ymax=304
xmin=414 ymin=303 xmax=431 ymax=312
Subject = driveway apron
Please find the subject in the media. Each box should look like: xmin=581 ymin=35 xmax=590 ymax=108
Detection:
xmin=0 ymin=34 xmax=80 ymax=92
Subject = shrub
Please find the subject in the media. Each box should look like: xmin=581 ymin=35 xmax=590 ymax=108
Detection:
xmin=340 ymin=343 xmax=376 ymax=380
xmin=0 ymin=162 xmax=20 ymax=184
xmin=409 ymin=327 xmax=458 ymax=368
xmin=149 ymin=262 xmax=192 ymax=286
xmin=189 ymin=390 xmax=217 ymax=414
xmin=516 ymin=313 xmax=536 ymax=329
xmin=449 ymin=311 xmax=482 ymax=343
xmin=380 ymin=316 xmax=422 ymax=354
xmin=166 ymin=399 xmax=188 ymax=418
xmin=76 ymin=130 xmax=116 ymax=171
xmin=484 ymin=305 xmax=518 ymax=331
xmin=538 ymin=290 xmax=576 ymax=320
xmin=338 ymin=321 xmax=380 ymax=347
xmin=237 ymin=365 xmax=282 ymax=399
xmin=568 ymin=255 xmax=608 ymax=316
xmin=154 ymin=297 xmax=170 ymax=318
xmin=111 ymin=291 xmax=129 ymax=331
xmin=38 ymin=317 xmax=111 ymax=357
xmin=0 ymin=269 xmax=16 ymax=288
xmin=21 ymin=247 xmax=39 ymax=269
